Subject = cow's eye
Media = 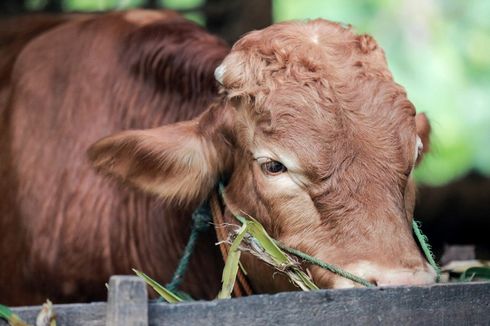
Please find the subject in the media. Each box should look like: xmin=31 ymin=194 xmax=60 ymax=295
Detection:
xmin=261 ymin=160 xmax=287 ymax=175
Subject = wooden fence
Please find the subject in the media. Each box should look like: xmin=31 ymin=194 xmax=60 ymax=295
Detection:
xmin=2 ymin=276 xmax=489 ymax=325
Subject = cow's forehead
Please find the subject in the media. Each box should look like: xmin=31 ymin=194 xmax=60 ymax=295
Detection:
xmin=224 ymin=18 xmax=417 ymax=176
xmin=225 ymin=20 xmax=409 ymax=118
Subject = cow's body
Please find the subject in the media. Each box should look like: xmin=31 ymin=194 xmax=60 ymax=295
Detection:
xmin=0 ymin=10 xmax=228 ymax=305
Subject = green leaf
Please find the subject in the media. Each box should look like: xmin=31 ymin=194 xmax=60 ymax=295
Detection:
xmin=289 ymin=267 xmax=320 ymax=291
xmin=0 ymin=304 xmax=28 ymax=326
xmin=0 ymin=305 xmax=12 ymax=320
xmin=460 ymin=267 xmax=490 ymax=282
xmin=133 ymin=269 xmax=184 ymax=303
xmin=236 ymin=215 xmax=290 ymax=266
xmin=217 ymin=222 xmax=249 ymax=299
xmin=235 ymin=215 xmax=319 ymax=291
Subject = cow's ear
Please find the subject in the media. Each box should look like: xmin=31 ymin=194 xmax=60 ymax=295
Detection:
xmin=87 ymin=106 xmax=233 ymax=204
xmin=415 ymin=112 xmax=431 ymax=165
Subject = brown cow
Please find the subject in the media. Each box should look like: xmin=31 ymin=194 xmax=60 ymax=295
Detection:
xmin=1 ymin=10 xmax=434 ymax=306
xmin=0 ymin=10 xmax=228 ymax=305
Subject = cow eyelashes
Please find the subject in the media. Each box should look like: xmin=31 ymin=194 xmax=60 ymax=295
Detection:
xmin=259 ymin=159 xmax=287 ymax=175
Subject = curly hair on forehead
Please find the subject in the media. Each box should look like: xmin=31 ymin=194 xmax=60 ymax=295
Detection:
xmin=218 ymin=19 xmax=395 ymax=110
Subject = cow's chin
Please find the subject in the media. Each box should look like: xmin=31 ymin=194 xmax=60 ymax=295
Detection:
xmin=307 ymin=265 xmax=355 ymax=289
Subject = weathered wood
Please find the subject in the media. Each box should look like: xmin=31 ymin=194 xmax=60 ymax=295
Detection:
xmin=148 ymin=282 xmax=490 ymax=326
xmin=2 ymin=282 xmax=489 ymax=325
xmin=106 ymin=276 xmax=148 ymax=326
xmin=5 ymin=303 xmax=106 ymax=326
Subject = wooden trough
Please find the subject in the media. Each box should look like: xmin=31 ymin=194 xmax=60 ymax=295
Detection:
xmin=2 ymin=276 xmax=489 ymax=325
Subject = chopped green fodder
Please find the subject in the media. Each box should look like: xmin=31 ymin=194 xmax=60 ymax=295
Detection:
xmin=459 ymin=267 xmax=490 ymax=282
xmin=133 ymin=269 xmax=185 ymax=303
xmin=218 ymin=214 xmax=319 ymax=299
xmin=0 ymin=304 xmax=28 ymax=326
xmin=0 ymin=300 xmax=55 ymax=326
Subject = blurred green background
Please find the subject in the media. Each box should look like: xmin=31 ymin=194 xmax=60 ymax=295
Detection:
xmin=273 ymin=0 xmax=490 ymax=186
xmin=20 ymin=0 xmax=490 ymax=186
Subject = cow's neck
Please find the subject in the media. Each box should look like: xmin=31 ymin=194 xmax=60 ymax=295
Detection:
xmin=121 ymin=195 xmax=224 ymax=300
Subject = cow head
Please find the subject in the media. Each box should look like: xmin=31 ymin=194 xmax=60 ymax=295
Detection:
xmin=89 ymin=19 xmax=436 ymax=292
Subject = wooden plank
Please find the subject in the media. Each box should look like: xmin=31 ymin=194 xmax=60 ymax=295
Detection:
xmin=4 ymin=303 xmax=107 ymax=326
xmin=106 ymin=275 xmax=148 ymax=326
xmin=148 ymin=282 xmax=490 ymax=326
xmin=2 ymin=282 xmax=488 ymax=325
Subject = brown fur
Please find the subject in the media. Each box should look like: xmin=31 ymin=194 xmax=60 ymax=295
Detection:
xmin=1 ymin=12 xmax=432 ymax=305
xmin=0 ymin=14 xmax=92 ymax=115
xmin=0 ymin=10 xmax=228 ymax=305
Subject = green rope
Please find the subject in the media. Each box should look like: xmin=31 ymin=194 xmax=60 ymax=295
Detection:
xmin=412 ymin=220 xmax=441 ymax=282
xmin=165 ymin=203 xmax=212 ymax=294
xmin=276 ymin=243 xmax=375 ymax=287
xmin=278 ymin=221 xmax=440 ymax=287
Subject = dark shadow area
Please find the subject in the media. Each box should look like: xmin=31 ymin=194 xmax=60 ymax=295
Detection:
xmin=415 ymin=171 xmax=490 ymax=260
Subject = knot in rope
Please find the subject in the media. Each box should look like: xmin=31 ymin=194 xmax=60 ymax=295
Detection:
xmin=191 ymin=203 xmax=212 ymax=233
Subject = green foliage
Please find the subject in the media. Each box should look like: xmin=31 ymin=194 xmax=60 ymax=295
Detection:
xmin=64 ymin=0 xmax=143 ymax=11
xmin=235 ymin=215 xmax=292 ymax=267
xmin=59 ymin=0 xmax=205 ymax=24
xmin=274 ymin=0 xmax=490 ymax=185
xmin=0 ymin=304 xmax=28 ymax=326
xmin=133 ymin=269 xmax=184 ymax=303
xmin=459 ymin=267 xmax=490 ymax=282
xmin=240 ymin=215 xmax=319 ymax=292
xmin=0 ymin=305 xmax=13 ymax=321
xmin=162 ymin=0 xmax=202 ymax=10
xmin=217 ymin=223 xmax=248 ymax=299
xmin=217 ymin=208 xmax=320 ymax=299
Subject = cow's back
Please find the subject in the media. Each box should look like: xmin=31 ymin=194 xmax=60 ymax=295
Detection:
xmin=0 ymin=14 xmax=91 ymax=114
xmin=0 ymin=10 xmax=229 ymax=305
